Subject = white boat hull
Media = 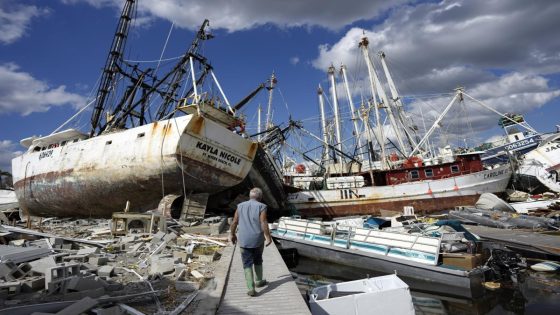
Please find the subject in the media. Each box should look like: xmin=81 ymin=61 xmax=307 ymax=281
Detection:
xmin=0 ymin=189 xmax=18 ymax=211
xmin=287 ymin=164 xmax=512 ymax=216
xmin=11 ymin=115 xmax=257 ymax=217
xmin=517 ymin=137 xmax=560 ymax=192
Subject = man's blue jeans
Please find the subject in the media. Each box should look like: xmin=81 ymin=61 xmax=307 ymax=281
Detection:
xmin=240 ymin=245 xmax=264 ymax=268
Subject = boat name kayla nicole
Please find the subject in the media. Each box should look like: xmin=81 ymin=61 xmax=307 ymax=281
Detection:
xmin=195 ymin=141 xmax=242 ymax=166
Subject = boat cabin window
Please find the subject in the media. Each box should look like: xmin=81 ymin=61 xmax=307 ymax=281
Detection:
xmin=451 ymin=165 xmax=460 ymax=173
xmin=409 ymin=170 xmax=420 ymax=179
xmin=61 ymin=141 xmax=67 ymax=146
xmin=137 ymin=132 xmax=145 ymax=138
xmin=41 ymin=147 xmax=46 ymax=151
xmin=33 ymin=146 xmax=40 ymax=152
xmin=424 ymin=169 xmax=433 ymax=177
xmin=106 ymin=140 xmax=112 ymax=145
xmin=73 ymin=139 xmax=79 ymax=143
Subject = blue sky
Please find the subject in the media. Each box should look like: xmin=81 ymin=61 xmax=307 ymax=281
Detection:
xmin=1 ymin=0 xmax=559 ymax=171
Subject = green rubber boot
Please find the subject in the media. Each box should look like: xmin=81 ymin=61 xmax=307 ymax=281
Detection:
xmin=244 ymin=267 xmax=256 ymax=296
xmin=254 ymin=264 xmax=268 ymax=287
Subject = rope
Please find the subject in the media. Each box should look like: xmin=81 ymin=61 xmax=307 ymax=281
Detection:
xmin=172 ymin=115 xmax=188 ymax=201
xmin=124 ymin=54 xmax=184 ymax=64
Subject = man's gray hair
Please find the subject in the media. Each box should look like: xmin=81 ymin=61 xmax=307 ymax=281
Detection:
xmin=249 ymin=187 xmax=263 ymax=200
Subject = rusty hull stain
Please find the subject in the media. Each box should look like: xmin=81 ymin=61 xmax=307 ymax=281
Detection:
xmin=247 ymin=142 xmax=258 ymax=159
xmin=190 ymin=116 xmax=204 ymax=135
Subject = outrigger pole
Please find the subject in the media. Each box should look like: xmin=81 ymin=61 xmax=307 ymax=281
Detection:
xmin=90 ymin=0 xmax=136 ymax=137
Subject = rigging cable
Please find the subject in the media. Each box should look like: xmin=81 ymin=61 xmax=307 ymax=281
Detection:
xmin=155 ymin=22 xmax=175 ymax=75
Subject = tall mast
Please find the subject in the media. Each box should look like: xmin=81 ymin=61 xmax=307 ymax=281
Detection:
xmin=360 ymin=102 xmax=375 ymax=183
xmin=410 ymin=89 xmax=463 ymax=157
xmin=340 ymin=65 xmax=365 ymax=162
xmin=360 ymin=36 xmax=408 ymax=156
xmin=257 ymin=104 xmax=262 ymax=141
xmin=265 ymin=72 xmax=276 ymax=129
xmin=90 ymin=0 xmax=136 ymax=137
xmin=328 ymin=65 xmax=344 ymax=173
xmin=359 ymin=37 xmax=387 ymax=170
xmin=317 ymin=85 xmax=330 ymax=164
xmin=379 ymin=51 xmax=417 ymax=151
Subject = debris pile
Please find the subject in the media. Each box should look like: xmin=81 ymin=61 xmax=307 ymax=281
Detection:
xmin=449 ymin=206 xmax=560 ymax=230
xmin=0 ymin=214 xmax=230 ymax=314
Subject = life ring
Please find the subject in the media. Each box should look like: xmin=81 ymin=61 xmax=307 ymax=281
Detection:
xmin=229 ymin=119 xmax=245 ymax=133
xmin=403 ymin=156 xmax=423 ymax=168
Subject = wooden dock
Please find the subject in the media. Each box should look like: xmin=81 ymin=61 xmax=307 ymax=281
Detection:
xmin=466 ymin=225 xmax=560 ymax=258
xmin=217 ymin=242 xmax=310 ymax=315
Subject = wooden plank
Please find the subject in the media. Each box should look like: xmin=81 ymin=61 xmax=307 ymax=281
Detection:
xmin=218 ymin=242 xmax=310 ymax=315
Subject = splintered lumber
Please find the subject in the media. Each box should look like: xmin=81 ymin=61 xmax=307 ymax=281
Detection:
xmin=180 ymin=234 xmax=227 ymax=246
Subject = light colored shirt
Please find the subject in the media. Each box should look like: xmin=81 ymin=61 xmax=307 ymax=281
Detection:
xmin=236 ymin=199 xmax=267 ymax=248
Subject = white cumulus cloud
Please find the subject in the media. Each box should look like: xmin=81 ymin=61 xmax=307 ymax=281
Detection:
xmin=0 ymin=2 xmax=49 ymax=44
xmin=61 ymin=0 xmax=411 ymax=31
xmin=0 ymin=63 xmax=86 ymax=115
xmin=312 ymin=0 xmax=560 ymax=139
xmin=0 ymin=140 xmax=22 ymax=173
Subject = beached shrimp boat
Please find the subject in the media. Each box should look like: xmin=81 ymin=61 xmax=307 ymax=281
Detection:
xmin=11 ymin=112 xmax=256 ymax=217
xmin=10 ymin=1 xmax=258 ymax=217
xmin=287 ymin=152 xmax=511 ymax=217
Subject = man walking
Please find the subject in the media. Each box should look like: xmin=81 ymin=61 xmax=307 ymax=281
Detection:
xmin=230 ymin=187 xmax=273 ymax=296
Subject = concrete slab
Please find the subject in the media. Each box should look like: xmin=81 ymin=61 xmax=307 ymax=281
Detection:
xmin=151 ymin=231 xmax=166 ymax=244
xmin=150 ymin=256 xmax=174 ymax=275
xmin=163 ymin=232 xmax=177 ymax=243
xmin=0 ymin=281 xmax=21 ymax=295
xmin=77 ymin=247 xmax=99 ymax=256
xmin=198 ymin=253 xmax=216 ymax=263
xmin=22 ymin=276 xmax=45 ymax=292
xmin=0 ymin=261 xmax=16 ymax=279
xmin=67 ymin=275 xmax=104 ymax=292
xmin=119 ymin=235 xmax=137 ymax=244
xmin=55 ymin=296 xmax=98 ymax=315
xmin=173 ymin=251 xmax=188 ymax=263
xmin=95 ymin=305 xmax=124 ymax=315
xmin=29 ymin=256 xmax=57 ymax=275
xmin=0 ymin=245 xmax=52 ymax=264
xmin=190 ymin=270 xmax=204 ymax=279
xmin=98 ymin=265 xmax=114 ymax=278
xmin=88 ymin=256 xmax=108 ymax=266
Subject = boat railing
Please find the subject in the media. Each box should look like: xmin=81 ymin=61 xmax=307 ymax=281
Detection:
xmin=277 ymin=217 xmax=442 ymax=265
